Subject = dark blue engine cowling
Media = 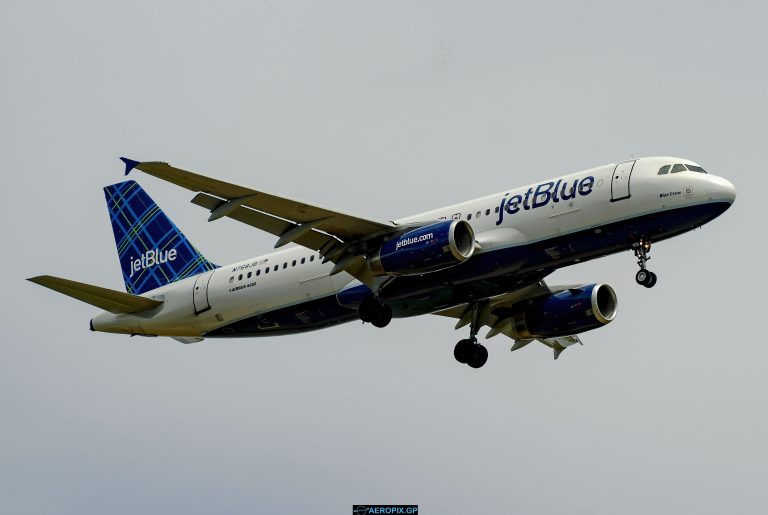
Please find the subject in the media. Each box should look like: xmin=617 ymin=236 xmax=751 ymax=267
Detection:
xmin=369 ymin=220 xmax=476 ymax=276
xmin=513 ymin=284 xmax=618 ymax=338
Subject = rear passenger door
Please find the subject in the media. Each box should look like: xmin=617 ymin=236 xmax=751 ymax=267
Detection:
xmin=193 ymin=271 xmax=215 ymax=314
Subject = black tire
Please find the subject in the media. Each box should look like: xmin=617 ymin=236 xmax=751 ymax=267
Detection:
xmin=636 ymin=269 xmax=650 ymax=286
xmin=645 ymin=272 xmax=658 ymax=288
xmin=357 ymin=298 xmax=375 ymax=323
xmin=454 ymin=339 xmax=472 ymax=364
xmin=370 ymin=303 xmax=392 ymax=328
xmin=468 ymin=344 xmax=488 ymax=369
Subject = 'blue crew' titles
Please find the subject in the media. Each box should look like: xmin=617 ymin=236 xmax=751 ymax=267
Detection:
xmin=496 ymin=176 xmax=595 ymax=226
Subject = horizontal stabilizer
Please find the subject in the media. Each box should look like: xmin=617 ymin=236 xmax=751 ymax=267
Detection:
xmin=27 ymin=275 xmax=163 ymax=314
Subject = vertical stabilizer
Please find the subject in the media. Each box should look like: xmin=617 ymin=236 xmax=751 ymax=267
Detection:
xmin=104 ymin=180 xmax=216 ymax=295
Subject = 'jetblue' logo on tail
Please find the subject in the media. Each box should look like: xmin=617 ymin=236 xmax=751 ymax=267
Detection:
xmin=105 ymin=179 xmax=217 ymax=294
xmin=129 ymin=249 xmax=178 ymax=278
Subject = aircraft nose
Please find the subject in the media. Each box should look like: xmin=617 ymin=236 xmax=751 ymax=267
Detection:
xmin=708 ymin=176 xmax=736 ymax=204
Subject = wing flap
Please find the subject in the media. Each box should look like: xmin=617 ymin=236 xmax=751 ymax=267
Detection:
xmin=27 ymin=275 xmax=163 ymax=314
xmin=536 ymin=335 xmax=582 ymax=359
xmin=191 ymin=192 xmax=335 ymax=251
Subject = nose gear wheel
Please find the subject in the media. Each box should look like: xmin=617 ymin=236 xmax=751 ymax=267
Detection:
xmin=632 ymin=238 xmax=657 ymax=288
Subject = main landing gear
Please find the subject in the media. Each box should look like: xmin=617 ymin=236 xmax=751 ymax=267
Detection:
xmin=633 ymin=238 xmax=658 ymax=288
xmin=453 ymin=303 xmax=488 ymax=369
xmin=358 ymin=297 xmax=392 ymax=328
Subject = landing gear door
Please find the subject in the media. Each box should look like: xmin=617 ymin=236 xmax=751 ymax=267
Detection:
xmin=193 ymin=271 xmax=214 ymax=314
xmin=611 ymin=160 xmax=636 ymax=202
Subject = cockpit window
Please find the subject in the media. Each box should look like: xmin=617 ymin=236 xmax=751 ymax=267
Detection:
xmin=659 ymin=163 xmax=708 ymax=175
xmin=670 ymin=163 xmax=687 ymax=173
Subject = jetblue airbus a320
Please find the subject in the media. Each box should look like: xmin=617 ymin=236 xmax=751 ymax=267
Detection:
xmin=29 ymin=157 xmax=735 ymax=367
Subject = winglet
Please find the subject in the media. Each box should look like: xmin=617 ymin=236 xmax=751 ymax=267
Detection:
xmin=119 ymin=157 xmax=141 ymax=176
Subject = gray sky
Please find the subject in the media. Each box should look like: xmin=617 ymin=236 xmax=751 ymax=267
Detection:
xmin=2 ymin=1 xmax=766 ymax=513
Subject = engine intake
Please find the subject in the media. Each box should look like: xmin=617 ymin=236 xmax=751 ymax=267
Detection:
xmin=369 ymin=220 xmax=475 ymax=276
xmin=512 ymin=283 xmax=618 ymax=339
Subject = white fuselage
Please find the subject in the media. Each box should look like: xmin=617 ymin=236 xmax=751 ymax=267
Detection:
xmin=91 ymin=156 xmax=736 ymax=338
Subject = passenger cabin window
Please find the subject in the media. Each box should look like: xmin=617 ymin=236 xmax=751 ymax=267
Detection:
xmin=485 ymin=208 xmax=490 ymax=216
xmin=467 ymin=213 xmax=472 ymax=220
xmin=238 ymin=274 xmax=243 ymax=281
xmin=494 ymin=206 xmax=499 ymax=213
xmin=265 ymin=267 xmax=269 ymax=274
xmin=476 ymin=211 xmax=481 ymax=218
xmin=658 ymin=165 xmax=671 ymax=175
xmin=273 ymin=265 xmax=278 ymax=271
xmin=292 ymin=260 xmax=296 ymax=266
xmin=310 ymin=255 xmax=315 ymax=262
xmin=671 ymin=164 xmax=687 ymax=173
xmin=301 ymin=257 xmax=306 ymax=264
xmin=247 ymin=272 xmax=252 ymax=279
xmin=256 ymin=270 xmax=260 ymax=276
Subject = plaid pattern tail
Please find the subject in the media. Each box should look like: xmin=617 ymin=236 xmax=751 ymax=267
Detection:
xmin=104 ymin=180 xmax=217 ymax=295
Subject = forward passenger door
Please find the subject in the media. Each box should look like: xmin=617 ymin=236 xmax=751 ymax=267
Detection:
xmin=611 ymin=160 xmax=636 ymax=201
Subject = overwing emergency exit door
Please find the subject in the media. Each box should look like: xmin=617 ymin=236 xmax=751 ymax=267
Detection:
xmin=611 ymin=160 xmax=636 ymax=201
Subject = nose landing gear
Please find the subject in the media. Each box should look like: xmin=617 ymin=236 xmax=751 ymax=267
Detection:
xmin=453 ymin=302 xmax=489 ymax=368
xmin=633 ymin=238 xmax=658 ymax=288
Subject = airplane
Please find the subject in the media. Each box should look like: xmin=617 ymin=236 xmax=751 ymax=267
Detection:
xmin=28 ymin=156 xmax=736 ymax=367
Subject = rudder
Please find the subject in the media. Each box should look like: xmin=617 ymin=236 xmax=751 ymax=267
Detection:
xmin=104 ymin=180 xmax=217 ymax=294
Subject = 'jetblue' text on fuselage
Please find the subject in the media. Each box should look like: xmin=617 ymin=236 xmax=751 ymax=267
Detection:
xmin=496 ymin=176 xmax=595 ymax=226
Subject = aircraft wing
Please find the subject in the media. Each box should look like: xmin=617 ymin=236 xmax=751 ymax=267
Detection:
xmin=121 ymin=158 xmax=398 ymax=285
xmin=433 ymin=281 xmax=584 ymax=359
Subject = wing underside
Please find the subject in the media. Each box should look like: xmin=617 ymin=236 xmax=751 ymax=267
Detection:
xmin=434 ymin=281 xmax=584 ymax=359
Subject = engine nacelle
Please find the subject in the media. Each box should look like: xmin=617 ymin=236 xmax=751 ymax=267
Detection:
xmin=511 ymin=284 xmax=618 ymax=339
xmin=369 ymin=220 xmax=476 ymax=276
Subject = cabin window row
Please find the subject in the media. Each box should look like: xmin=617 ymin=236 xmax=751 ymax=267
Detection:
xmin=229 ymin=254 xmax=317 ymax=283
xmin=466 ymin=206 xmax=499 ymax=220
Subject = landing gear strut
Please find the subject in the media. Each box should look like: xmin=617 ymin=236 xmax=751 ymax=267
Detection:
xmin=633 ymin=238 xmax=658 ymax=288
xmin=453 ymin=302 xmax=489 ymax=368
xmin=358 ymin=297 xmax=392 ymax=328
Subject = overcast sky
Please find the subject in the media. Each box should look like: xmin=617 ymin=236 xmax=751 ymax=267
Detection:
xmin=2 ymin=1 xmax=767 ymax=513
